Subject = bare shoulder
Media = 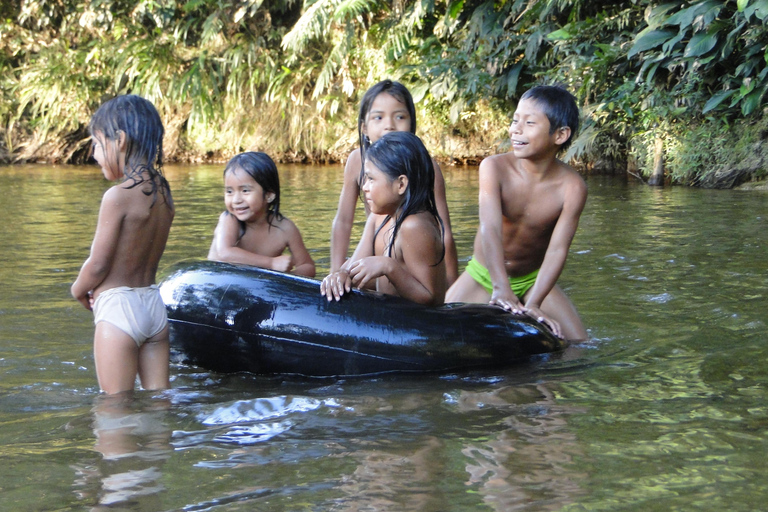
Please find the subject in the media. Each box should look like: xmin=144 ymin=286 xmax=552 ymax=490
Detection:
xmin=344 ymin=148 xmax=363 ymax=178
xmin=556 ymin=161 xmax=588 ymax=198
xmin=273 ymin=215 xmax=300 ymax=236
xmin=101 ymin=182 xmax=137 ymax=211
xmin=214 ymin=210 xmax=235 ymax=227
xmin=479 ymin=153 xmax=517 ymax=176
xmin=399 ymin=211 xmax=440 ymax=238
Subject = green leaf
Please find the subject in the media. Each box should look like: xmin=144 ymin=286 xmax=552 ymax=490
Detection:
xmin=737 ymin=0 xmax=749 ymax=11
xmin=743 ymin=0 xmax=768 ymax=20
xmin=502 ymin=63 xmax=523 ymax=97
xmin=646 ymin=3 xmax=680 ymax=29
xmin=628 ymin=29 xmax=676 ymax=58
xmin=547 ymin=28 xmax=572 ymax=41
xmin=645 ymin=62 xmax=661 ymax=83
xmin=662 ymin=31 xmax=686 ymax=55
xmin=702 ymin=89 xmax=736 ymax=113
xmin=447 ymin=0 xmax=464 ymax=19
xmin=684 ymin=32 xmax=719 ymax=58
xmin=741 ymin=89 xmax=762 ymax=115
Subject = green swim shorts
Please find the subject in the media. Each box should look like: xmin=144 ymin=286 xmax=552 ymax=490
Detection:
xmin=465 ymin=257 xmax=539 ymax=299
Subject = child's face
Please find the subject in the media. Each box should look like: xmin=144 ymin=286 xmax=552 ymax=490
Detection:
xmin=224 ymin=167 xmax=274 ymax=223
xmin=91 ymin=132 xmax=123 ymax=181
xmin=509 ymin=98 xmax=568 ymax=158
xmin=362 ymin=93 xmax=412 ymax=144
xmin=362 ymin=161 xmax=406 ymax=215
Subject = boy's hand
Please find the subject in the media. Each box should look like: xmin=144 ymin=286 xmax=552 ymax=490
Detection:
xmin=348 ymin=256 xmax=390 ymax=290
xmin=272 ymin=254 xmax=294 ymax=273
xmin=489 ymin=289 xmax=525 ymax=315
xmin=321 ymin=269 xmax=352 ymax=301
xmin=524 ymin=305 xmax=563 ymax=339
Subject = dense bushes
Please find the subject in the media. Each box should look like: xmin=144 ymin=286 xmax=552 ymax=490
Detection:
xmin=1 ymin=0 xmax=766 ymax=185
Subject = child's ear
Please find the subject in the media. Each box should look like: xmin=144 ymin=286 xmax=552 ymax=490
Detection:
xmin=116 ymin=130 xmax=127 ymax=151
xmin=554 ymin=126 xmax=571 ymax=146
xmin=396 ymin=175 xmax=409 ymax=195
xmin=265 ymin=192 xmax=276 ymax=203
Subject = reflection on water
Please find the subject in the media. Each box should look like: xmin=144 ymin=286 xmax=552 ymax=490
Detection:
xmin=0 ymin=164 xmax=767 ymax=510
xmin=73 ymin=393 xmax=172 ymax=510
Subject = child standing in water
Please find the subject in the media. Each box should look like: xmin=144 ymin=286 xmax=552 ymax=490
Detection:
xmin=71 ymin=95 xmax=175 ymax=394
xmin=208 ymin=152 xmax=316 ymax=278
xmin=445 ymin=85 xmax=588 ymax=341
xmin=330 ymin=80 xmax=458 ymax=284
xmin=321 ymin=131 xmax=447 ymax=306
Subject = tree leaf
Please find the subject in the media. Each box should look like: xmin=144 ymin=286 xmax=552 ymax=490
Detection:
xmin=628 ymin=29 xmax=676 ymax=58
xmin=702 ymin=89 xmax=735 ymax=113
xmin=410 ymin=82 xmax=429 ymax=103
xmin=547 ymin=28 xmax=572 ymax=41
xmin=740 ymin=88 xmax=762 ymax=115
xmin=743 ymin=0 xmax=768 ymax=20
xmin=447 ymin=0 xmax=465 ymax=19
xmin=684 ymin=32 xmax=719 ymax=58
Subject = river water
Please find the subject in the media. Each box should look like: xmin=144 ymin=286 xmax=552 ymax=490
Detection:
xmin=0 ymin=163 xmax=766 ymax=511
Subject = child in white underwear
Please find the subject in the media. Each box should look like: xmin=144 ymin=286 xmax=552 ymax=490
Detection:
xmin=71 ymin=95 xmax=175 ymax=394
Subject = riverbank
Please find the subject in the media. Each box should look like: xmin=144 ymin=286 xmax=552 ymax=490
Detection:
xmin=2 ymin=114 xmax=766 ymax=190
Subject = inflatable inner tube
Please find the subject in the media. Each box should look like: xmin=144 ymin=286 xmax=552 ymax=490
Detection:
xmin=159 ymin=261 xmax=567 ymax=377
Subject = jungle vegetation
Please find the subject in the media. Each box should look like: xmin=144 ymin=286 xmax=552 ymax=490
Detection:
xmin=1 ymin=0 xmax=767 ymax=186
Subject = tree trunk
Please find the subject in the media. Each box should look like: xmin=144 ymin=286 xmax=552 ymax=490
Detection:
xmin=648 ymin=136 xmax=664 ymax=186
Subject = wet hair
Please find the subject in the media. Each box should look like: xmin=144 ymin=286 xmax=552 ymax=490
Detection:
xmin=89 ymin=94 xmax=170 ymax=206
xmin=520 ymin=85 xmax=580 ymax=150
xmin=357 ymin=80 xmax=417 ymax=186
xmin=364 ymin=131 xmax=444 ymax=264
xmin=223 ymin=151 xmax=283 ymax=227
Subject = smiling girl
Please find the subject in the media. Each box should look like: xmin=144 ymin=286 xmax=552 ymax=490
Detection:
xmin=208 ymin=152 xmax=315 ymax=278
xmin=321 ymin=132 xmax=447 ymax=306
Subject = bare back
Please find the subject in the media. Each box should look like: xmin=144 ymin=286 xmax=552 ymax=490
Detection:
xmin=93 ymin=176 xmax=174 ymax=297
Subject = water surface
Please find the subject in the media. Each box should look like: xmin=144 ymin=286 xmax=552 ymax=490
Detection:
xmin=0 ymin=164 xmax=766 ymax=511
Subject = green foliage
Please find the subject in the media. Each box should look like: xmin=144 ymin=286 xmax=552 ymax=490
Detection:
xmin=1 ymin=0 xmax=767 ymax=185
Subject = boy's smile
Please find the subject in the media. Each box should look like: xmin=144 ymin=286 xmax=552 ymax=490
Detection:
xmin=509 ymin=98 xmax=562 ymax=158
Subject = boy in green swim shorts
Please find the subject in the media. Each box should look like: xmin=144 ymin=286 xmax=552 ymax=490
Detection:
xmin=445 ymin=85 xmax=587 ymax=341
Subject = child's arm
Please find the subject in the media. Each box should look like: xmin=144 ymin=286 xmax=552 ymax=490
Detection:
xmin=477 ymin=159 xmax=523 ymax=312
xmin=208 ymin=212 xmax=294 ymax=272
xmin=284 ymin=219 xmax=316 ymax=278
xmin=322 ymin=212 xmax=376 ymax=301
xmin=348 ymin=216 xmax=446 ymax=306
xmin=71 ymin=188 xmax=125 ymax=310
xmin=522 ymin=175 xmax=587 ymax=318
xmin=330 ymin=150 xmax=363 ymax=272
xmin=432 ymin=159 xmax=459 ymax=286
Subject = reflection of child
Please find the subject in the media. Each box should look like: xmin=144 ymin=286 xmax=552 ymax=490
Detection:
xmin=71 ymin=95 xmax=175 ymax=394
xmin=446 ymin=85 xmax=587 ymax=341
xmin=208 ymin=152 xmax=315 ymax=277
xmin=321 ymin=132 xmax=447 ymax=306
xmin=330 ymin=80 xmax=458 ymax=284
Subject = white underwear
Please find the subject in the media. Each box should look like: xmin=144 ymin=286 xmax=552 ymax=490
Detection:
xmin=92 ymin=285 xmax=168 ymax=347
